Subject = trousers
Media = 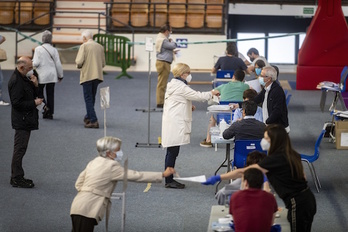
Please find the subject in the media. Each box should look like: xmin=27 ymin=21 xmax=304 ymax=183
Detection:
xmin=38 ymin=83 xmax=55 ymax=114
xmin=11 ymin=130 xmax=31 ymax=178
xmin=164 ymin=146 xmax=180 ymax=183
xmin=82 ymin=79 xmax=100 ymax=123
xmin=156 ymin=60 xmax=171 ymax=105
xmin=71 ymin=214 xmax=97 ymax=232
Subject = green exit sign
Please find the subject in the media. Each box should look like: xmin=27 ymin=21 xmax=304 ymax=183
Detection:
xmin=303 ymin=7 xmax=315 ymax=14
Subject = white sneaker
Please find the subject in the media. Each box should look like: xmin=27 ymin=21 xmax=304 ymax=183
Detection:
xmin=0 ymin=101 xmax=10 ymax=106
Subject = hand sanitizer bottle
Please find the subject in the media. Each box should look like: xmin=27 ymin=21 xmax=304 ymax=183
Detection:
xmin=219 ymin=119 xmax=228 ymax=137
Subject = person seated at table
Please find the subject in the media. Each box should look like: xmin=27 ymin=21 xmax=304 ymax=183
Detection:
xmin=200 ymin=70 xmax=250 ymax=148
xmin=223 ymin=100 xmax=265 ymax=141
xmin=231 ymin=89 xmax=263 ymax=123
xmin=246 ymin=47 xmax=270 ymax=73
xmin=212 ymin=43 xmax=248 ymax=74
xmin=254 ymin=59 xmax=266 ymax=78
xmin=215 ymin=150 xmax=269 ymax=205
xmin=230 ymin=168 xmax=278 ymax=232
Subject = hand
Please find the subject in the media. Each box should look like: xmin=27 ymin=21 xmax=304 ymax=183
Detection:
xmin=229 ymin=103 xmax=239 ymax=110
xmin=192 ymin=105 xmax=196 ymax=111
xmin=202 ymin=175 xmax=221 ymax=185
xmin=163 ymin=167 xmax=175 ymax=177
xmin=211 ymin=89 xmax=220 ymax=96
xmin=34 ymin=98 xmax=43 ymax=106
xmin=30 ymin=75 xmax=39 ymax=87
xmin=58 ymin=77 xmax=63 ymax=83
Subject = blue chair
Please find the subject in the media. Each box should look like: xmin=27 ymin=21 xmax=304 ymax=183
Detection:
xmin=213 ymin=70 xmax=234 ymax=88
xmin=300 ymin=124 xmax=327 ymax=193
xmin=286 ymin=93 xmax=292 ymax=106
xmin=216 ymin=101 xmax=241 ymax=125
xmin=231 ymin=140 xmax=266 ymax=170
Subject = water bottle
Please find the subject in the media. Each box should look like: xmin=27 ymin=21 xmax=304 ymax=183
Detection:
xmin=219 ymin=119 xmax=228 ymax=136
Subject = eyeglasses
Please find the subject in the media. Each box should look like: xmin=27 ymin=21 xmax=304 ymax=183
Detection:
xmin=260 ymin=75 xmax=269 ymax=78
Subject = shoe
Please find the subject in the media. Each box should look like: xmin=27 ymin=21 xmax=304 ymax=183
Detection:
xmin=84 ymin=121 xmax=99 ymax=129
xmin=165 ymin=180 xmax=185 ymax=189
xmin=43 ymin=114 xmax=53 ymax=119
xmin=83 ymin=117 xmax=90 ymax=125
xmin=10 ymin=177 xmax=35 ymax=188
xmin=157 ymin=104 xmax=163 ymax=108
xmin=0 ymin=100 xmax=9 ymax=106
xmin=200 ymin=139 xmax=213 ymax=148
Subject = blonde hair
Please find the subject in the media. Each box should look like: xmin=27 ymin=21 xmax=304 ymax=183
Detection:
xmin=96 ymin=136 xmax=122 ymax=157
xmin=172 ymin=63 xmax=190 ymax=77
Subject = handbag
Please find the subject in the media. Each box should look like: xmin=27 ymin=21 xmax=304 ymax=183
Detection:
xmin=0 ymin=48 xmax=7 ymax=62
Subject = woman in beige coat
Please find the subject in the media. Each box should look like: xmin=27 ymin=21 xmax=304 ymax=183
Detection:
xmin=70 ymin=136 xmax=174 ymax=232
xmin=161 ymin=63 xmax=219 ymax=189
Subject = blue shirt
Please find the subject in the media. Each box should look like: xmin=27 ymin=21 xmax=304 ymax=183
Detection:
xmin=232 ymin=106 xmax=263 ymax=123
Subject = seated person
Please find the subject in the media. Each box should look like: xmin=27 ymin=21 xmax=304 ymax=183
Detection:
xmin=200 ymin=70 xmax=249 ymax=148
xmin=212 ymin=43 xmax=248 ymax=74
xmin=246 ymin=47 xmax=270 ymax=73
xmin=215 ymin=150 xmax=269 ymax=205
xmin=231 ymin=89 xmax=263 ymax=123
xmin=223 ymin=100 xmax=265 ymax=141
xmin=230 ymin=168 xmax=278 ymax=232
xmin=254 ymin=59 xmax=266 ymax=78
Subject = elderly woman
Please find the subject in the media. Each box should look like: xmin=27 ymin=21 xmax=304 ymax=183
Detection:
xmin=70 ymin=136 xmax=175 ymax=232
xmin=32 ymin=30 xmax=63 ymax=119
xmin=161 ymin=63 xmax=219 ymax=189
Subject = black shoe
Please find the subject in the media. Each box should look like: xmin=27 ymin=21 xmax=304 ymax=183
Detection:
xmin=157 ymin=104 xmax=163 ymax=108
xmin=84 ymin=121 xmax=99 ymax=129
xmin=43 ymin=113 xmax=53 ymax=119
xmin=10 ymin=177 xmax=35 ymax=188
xmin=165 ymin=180 xmax=185 ymax=189
xmin=83 ymin=117 xmax=90 ymax=125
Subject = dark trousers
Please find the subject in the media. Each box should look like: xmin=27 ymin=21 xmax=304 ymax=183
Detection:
xmin=287 ymin=188 xmax=317 ymax=232
xmin=165 ymin=146 xmax=180 ymax=183
xmin=71 ymin=214 xmax=97 ymax=232
xmin=82 ymin=80 xmax=100 ymax=123
xmin=38 ymin=83 xmax=55 ymax=114
xmin=11 ymin=130 xmax=31 ymax=179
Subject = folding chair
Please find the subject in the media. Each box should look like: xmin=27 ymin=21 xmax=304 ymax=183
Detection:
xmin=213 ymin=70 xmax=234 ymax=88
xmin=231 ymin=140 xmax=266 ymax=170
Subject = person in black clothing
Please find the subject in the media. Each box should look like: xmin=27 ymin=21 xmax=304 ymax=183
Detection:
xmin=8 ymin=56 xmax=43 ymax=188
xmin=222 ymin=100 xmax=265 ymax=140
xmin=204 ymin=124 xmax=316 ymax=232
xmin=254 ymin=66 xmax=290 ymax=132
xmin=212 ymin=43 xmax=248 ymax=74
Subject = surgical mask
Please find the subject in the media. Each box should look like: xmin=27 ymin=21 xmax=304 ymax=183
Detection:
xmin=255 ymin=68 xmax=262 ymax=76
xmin=186 ymin=74 xmax=192 ymax=83
xmin=115 ymin=150 xmax=124 ymax=161
xmin=260 ymin=138 xmax=270 ymax=151
xmin=26 ymin=69 xmax=34 ymax=78
xmin=259 ymin=77 xmax=266 ymax=86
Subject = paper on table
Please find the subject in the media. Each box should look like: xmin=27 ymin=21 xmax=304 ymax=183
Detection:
xmin=173 ymin=175 xmax=206 ymax=183
xmin=246 ymin=79 xmax=261 ymax=93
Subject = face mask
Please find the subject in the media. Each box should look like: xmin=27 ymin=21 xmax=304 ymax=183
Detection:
xmin=115 ymin=150 xmax=124 ymax=161
xmin=260 ymin=138 xmax=270 ymax=151
xmin=259 ymin=77 xmax=266 ymax=86
xmin=186 ymin=74 xmax=192 ymax=83
xmin=255 ymin=68 xmax=262 ymax=76
xmin=26 ymin=69 xmax=34 ymax=78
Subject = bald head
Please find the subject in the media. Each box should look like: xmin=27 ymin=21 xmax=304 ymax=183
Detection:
xmin=17 ymin=56 xmax=33 ymax=76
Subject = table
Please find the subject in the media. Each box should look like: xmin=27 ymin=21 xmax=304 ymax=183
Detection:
xmin=207 ymin=205 xmax=291 ymax=232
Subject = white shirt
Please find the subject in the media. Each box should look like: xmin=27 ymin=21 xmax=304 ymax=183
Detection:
xmin=262 ymin=82 xmax=273 ymax=123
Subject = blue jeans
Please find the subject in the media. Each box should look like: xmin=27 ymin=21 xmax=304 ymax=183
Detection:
xmin=165 ymin=146 xmax=180 ymax=183
xmin=82 ymin=79 xmax=100 ymax=123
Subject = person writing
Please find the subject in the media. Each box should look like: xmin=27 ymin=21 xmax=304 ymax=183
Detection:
xmin=161 ymin=63 xmax=219 ymax=189
xmin=70 ymin=136 xmax=175 ymax=232
xmin=203 ymin=124 xmax=316 ymax=232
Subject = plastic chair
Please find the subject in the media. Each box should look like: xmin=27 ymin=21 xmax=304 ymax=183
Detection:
xmin=231 ymin=140 xmax=266 ymax=169
xmin=300 ymin=124 xmax=326 ymax=193
xmin=286 ymin=94 xmax=292 ymax=106
xmin=213 ymin=70 xmax=235 ymax=88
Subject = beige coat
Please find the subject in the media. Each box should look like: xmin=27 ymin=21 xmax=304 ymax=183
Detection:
xmin=161 ymin=79 xmax=212 ymax=148
xmin=70 ymin=156 xmax=162 ymax=223
xmin=75 ymin=39 xmax=105 ymax=84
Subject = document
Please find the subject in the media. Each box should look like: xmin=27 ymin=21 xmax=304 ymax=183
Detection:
xmin=246 ymin=79 xmax=261 ymax=93
xmin=173 ymin=175 xmax=206 ymax=183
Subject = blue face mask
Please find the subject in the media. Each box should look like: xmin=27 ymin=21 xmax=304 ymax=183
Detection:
xmin=255 ymin=68 xmax=262 ymax=76
xmin=259 ymin=77 xmax=266 ymax=86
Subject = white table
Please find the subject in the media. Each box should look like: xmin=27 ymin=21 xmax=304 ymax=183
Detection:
xmin=207 ymin=205 xmax=290 ymax=232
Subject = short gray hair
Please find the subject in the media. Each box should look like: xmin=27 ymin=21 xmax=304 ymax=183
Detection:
xmin=96 ymin=136 xmax=122 ymax=157
xmin=262 ymin=66 xmax=277 ymax=81
xmin=81 ymin=30 xmax=93 ymax=40
xmin=42 ymin=30 xmax=52 ymax=44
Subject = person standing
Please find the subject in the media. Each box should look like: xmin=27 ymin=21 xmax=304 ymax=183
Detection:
xmin=8 ymin=56 xmax=43 ymax=188
xmin=161 ymin=63 xmax=219 ymax=188
xmin=155 ymin=23 xmax=177 ymax=108
xmin=33 ymin=30 xmax=64 ymax=119
xmin=0 ymin=35 xmax=9 ymax=106
xmin=76 ymin=30 xmax=105 ymax=128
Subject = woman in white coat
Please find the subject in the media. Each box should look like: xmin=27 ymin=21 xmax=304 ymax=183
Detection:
xmin=70 ymin=136 xmax=175 ymax=232
xmin=161 ymin=63 xmax=219 ymax=189
xmin=32 ymin=30 xmax=64 ymax=119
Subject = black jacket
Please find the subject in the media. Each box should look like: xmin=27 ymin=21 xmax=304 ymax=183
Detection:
xmin=8 ymin=68 xmax=39 ymax=130
xmin=254 ymin=81 xmax=289 ymax=128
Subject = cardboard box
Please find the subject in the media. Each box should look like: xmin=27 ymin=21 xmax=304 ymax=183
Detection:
xmin=335 ymin=120 xmax=348 ymax=149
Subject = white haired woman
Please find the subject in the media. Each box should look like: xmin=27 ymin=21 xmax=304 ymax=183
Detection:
xmin=32 ymin=30 xmax=64 ymax=119
xmin=70 ymin=136 xmax=175 ymax=232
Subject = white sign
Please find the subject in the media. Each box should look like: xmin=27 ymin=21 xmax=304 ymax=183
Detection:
xmin=145 ymin=37 xmax=154 ymax=52
xmin=176 ymin=38 xmax=188 ymax=48
xmin=100 ymin=86 xmax=110 ymax=109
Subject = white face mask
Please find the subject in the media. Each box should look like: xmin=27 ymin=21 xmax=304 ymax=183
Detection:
xmin=115 ymin=150 xmax=124 ymax=161
xmin=186 ymin=74 xmax=192 ymax=83
xmin=260 ymin=138 xmax=270 ymax=151
xmin=26 ymin=69 xmax=34 ymax=78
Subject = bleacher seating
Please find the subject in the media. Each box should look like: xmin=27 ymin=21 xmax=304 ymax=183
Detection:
xmin=206 ymin=0 xmax=224 ymax=28
xmin=0 ymin=2 xmax=16 ymax=25
xmin=130 ymin=0 xmax=149 ymax=27
xmin=149 ymin=0 xmax=168 ymax=27
xmin=187 ymin=0 xmax=205 ymax=28
xmin=33 ymin=0 xmax=52 ymax=25
xmin=111 ymin=0 xmax=130 ymax=27
xmin=15 ymin=2 xmax=33 ymax=25
xmin=168 ymin=0 xmax=186 ymax=28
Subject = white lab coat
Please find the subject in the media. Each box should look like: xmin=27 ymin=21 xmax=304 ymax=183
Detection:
xmin=161 ymin=78 xmax=212 ymax=148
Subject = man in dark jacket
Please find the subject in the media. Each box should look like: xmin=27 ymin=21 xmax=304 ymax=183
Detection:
xmin=254 ymin=66 xmax=290 ymax=133
xmin=8 ymin=56 xmax=43 ymax=188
